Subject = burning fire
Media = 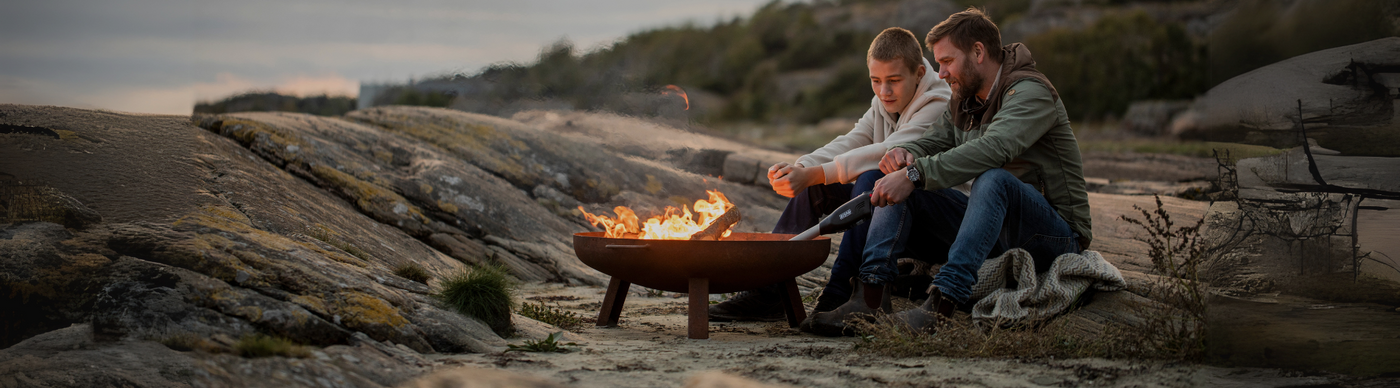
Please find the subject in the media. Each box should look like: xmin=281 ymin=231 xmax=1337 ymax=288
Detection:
xmin=579 ymin=190 xmax=734 ymax=240
xmin=662 ymin=84 xmax=689 ymax=110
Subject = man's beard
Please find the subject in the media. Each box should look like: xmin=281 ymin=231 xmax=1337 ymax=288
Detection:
xmin=951 ymin=57 xmax=985 ymax=101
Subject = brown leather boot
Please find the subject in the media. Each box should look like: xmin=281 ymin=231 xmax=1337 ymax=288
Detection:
xmin=800 ymin=278 xmax=889 ymax=337
xmin=891 ymin=285 xmax=956 ymax=334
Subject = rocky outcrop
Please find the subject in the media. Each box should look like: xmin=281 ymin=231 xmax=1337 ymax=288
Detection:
xmin=0 ymin=103 xmax=810 ymax=386
xmin=1176 ymin=37 xmax=1400 ymax=156
xmin=0 ymin=105 xmax=511 ymax=378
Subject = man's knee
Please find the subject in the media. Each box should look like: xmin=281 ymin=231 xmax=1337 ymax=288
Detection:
xmin=970 ymin=168 xmax=1017 ymax=193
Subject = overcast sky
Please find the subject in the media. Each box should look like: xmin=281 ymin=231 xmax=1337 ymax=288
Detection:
xmin=0 ymin=0 xmax=770 ymax=115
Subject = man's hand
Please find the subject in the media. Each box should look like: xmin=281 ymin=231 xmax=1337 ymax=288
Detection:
xmin=880 ymin=147 xmax=916 ymax=174
xmin=870 ymin=167 xmax=915 ymax=207
xmin=768 ymin=162 xmax=824 ymax=198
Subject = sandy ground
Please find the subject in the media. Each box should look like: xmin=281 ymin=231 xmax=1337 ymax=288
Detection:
xmin=427 ymin=284 xmax=1353 ymax=388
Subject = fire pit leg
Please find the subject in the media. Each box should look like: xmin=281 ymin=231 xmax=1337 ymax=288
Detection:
xmin=688 ymin=277 xmax=709 ymax=339
xmin=779 ymin=278 xmax=806 ymax=328
xmin=597 ymin=277 xmax=630 ymax=327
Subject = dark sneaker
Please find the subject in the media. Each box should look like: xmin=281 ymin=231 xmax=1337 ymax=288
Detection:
xmin=812 ymin=290 xmax=847 ymax=314
xmin=891 ymin=286 xmax=956 ymax=334
xmin=801 ymin=280 xmax=890 ymax=336
xmin=708 ymin=284 xmax=785 ymax=322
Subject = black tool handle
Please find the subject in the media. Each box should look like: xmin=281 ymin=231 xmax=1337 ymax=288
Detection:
xmin=789 ymin=191 xmax=873 ymax=241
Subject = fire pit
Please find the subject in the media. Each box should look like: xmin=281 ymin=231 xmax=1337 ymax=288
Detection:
xmin=573 ymin=232 xmax=830 ymax=339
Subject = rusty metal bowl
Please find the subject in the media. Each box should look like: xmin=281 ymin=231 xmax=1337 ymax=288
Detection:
xmin=572 ymin=232 xmax=831 ymax=294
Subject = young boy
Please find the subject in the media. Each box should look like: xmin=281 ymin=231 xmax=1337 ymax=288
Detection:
xmin=709 ymin=27 xmax=952 ymax=322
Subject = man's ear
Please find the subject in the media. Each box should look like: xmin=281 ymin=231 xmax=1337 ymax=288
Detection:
xmin=971 ymin=42 xmax=985 ymax=64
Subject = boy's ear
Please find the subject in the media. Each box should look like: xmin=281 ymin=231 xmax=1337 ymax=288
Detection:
xmin=916 ymin=64 xmax=926 ymax=79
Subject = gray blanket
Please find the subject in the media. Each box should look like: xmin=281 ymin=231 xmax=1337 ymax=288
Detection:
xmin=967 ymin=249 xmax=1126 ymax=323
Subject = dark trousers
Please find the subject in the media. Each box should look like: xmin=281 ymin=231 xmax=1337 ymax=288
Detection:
xmin=771 ymin=170 xmax=886 ymax=302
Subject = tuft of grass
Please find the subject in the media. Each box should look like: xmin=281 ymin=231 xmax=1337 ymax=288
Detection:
xmin=518 ymin=302 xmax=584 ymax=331
xmin=506 ymin=331 xmax=578 ymax=353
xmin=159 ymin=332 xmax=224 ymax=353
xmin=306 ymin=224 xmax=373 ymax=262
xmin=393 ymin=263 xmax=431 ymax=284
xmin=437 ymin=264 xmax=516 ymax=337
xmin=234 ymin=333 xmax=310 ymax=358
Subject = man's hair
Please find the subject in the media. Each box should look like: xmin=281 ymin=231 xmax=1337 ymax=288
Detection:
xmin=926 ymin=7 xmax=1004 ymax=63
xmin=867 ymin=27 xmax=923 ymax=74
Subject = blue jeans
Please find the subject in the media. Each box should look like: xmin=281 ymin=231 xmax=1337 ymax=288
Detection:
xmin=772 ymin=170 xmax=885 ymax=302
xmin=860 ymin=168 xmax=1081 ymax=304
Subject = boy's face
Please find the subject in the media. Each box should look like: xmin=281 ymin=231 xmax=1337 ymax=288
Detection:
xmin=869 ymin=58 xmax=924 ymax=115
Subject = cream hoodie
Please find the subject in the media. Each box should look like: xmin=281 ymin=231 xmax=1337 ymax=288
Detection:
xmin=795 ymin=57 xmax=952 ymax=184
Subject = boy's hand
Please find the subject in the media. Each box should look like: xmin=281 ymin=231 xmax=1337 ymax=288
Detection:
xmin=880 ymin=148 xmax=915 ymax=174
xmin=870 ymin=167 xmax=915 ymax=207
xmin=767 ymin=162 xmax=792 ymax=181
xmin=768 ymin=163 xmax=823 ymax=198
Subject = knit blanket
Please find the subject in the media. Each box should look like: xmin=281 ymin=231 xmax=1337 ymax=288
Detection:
xmin=967 ymin=249 xmax=1126 ymax=323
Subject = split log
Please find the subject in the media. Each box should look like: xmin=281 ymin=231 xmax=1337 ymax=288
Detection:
xmin=689 ymin=206 xmax=741 ymax=241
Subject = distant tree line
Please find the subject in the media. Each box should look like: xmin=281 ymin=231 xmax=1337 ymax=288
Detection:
xmin=194 ymin=92 xmax=356 ymax=117
xmin=203 ymin=0 xmax=1395 ymax=123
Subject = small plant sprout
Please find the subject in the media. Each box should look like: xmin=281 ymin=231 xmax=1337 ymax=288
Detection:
xmin=506 ymin=331 xmax=579 ymax=353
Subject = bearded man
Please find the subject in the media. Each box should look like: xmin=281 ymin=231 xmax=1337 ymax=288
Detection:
xmin=804 ymin=7 xmax=1092 ymax=336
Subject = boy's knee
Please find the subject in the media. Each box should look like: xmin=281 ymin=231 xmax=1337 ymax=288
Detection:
xmin=854 ymin=170 xmax=884 ymax=188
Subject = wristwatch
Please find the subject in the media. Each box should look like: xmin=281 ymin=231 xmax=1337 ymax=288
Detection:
xmin=905 ymin=166 xmax=922 ymax=187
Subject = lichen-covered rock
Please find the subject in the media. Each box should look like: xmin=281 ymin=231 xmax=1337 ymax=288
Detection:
xmin=1 ymin=105 xmax=505 ymax=358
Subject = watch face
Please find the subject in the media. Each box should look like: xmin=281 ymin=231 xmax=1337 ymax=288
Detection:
xmin=906 ymin=167 xmax=920 ymax=183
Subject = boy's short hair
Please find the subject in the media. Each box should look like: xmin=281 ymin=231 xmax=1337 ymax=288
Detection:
xmin=867 ymin=27 xmax=923 ymax=74
xmin=926 ymin=7 xmax=1004 ymax=63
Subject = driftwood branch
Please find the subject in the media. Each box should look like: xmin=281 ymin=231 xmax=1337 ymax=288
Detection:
xmin=689 ymin=206 xmax=741 ymax=241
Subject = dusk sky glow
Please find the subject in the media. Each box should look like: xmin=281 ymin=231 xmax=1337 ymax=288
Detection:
xmin=0 ymin=0 xmax=771 ymax=115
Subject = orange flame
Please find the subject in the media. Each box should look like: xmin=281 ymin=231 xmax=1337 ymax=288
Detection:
xmin=663 ymin=84 xmax=689 ymax=110
xmin=579 ymin=190 xmax=735 ymax=240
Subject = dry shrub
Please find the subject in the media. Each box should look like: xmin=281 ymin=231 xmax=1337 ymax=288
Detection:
xmin=518 ymin=302 xmax=584 ymax=331
xmin=1120 ymin=195 xmax=1208 ymax=360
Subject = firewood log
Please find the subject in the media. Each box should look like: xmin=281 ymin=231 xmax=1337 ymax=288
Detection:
xmin=689 ymin=206 xmax=741 ymax=241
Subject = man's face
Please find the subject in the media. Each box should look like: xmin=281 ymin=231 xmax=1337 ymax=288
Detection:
xmin=868 ymin=58 xmax=923 ymax=115
xmin=932 ymin=39 xmax=984 ymax=101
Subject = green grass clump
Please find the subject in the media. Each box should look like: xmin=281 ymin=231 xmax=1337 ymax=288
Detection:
xmin=437 ymin=264 xmax=516 ymax=337
xmin=518 ymin=302 xmax=584 ymax=331
xmin=393 ymin=263 xmax=431 ymax=284
xmin=506 ymin=331 xmax=578 ymax=353
xmin=234 ymin=333 xmax=310 ymax=358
